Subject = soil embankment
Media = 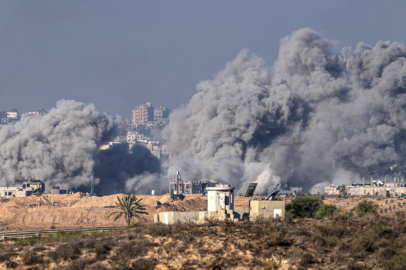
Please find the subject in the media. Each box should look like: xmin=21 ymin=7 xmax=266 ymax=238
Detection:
xmin=0 ymin=193 xmax=212 ymax=231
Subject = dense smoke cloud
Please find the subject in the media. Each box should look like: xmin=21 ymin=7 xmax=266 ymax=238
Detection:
xmin=0 ymin=100 xmax=161 ymax=194
xmin=2 ymin=28 xmax=406 ymax=195
xmin=163 ymin=28 xmax=406 ymax=193
xmin=92 ymin=143 xmax=162 ymax=195
xmin=0 ymin=100 xmax=114 ymax=189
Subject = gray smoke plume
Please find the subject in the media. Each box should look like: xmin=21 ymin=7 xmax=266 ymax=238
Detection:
xmin=0 ymin=100 xmax=162 ymax=194
xmin=92 ymin=143 xmax=162 ymax=195
xmin=0 ymin=100 xmax=115 ymax=189
xmin=163 ymin=28 xmax=406 ymax=193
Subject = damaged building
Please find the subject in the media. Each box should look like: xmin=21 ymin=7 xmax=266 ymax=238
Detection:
xmin=325 ymin=177 xmax=406 ymax=197
xmin=0 ymin=179 xmax=45 ymax=197
xmin=169 ymin=171 xmax=218 ymax=196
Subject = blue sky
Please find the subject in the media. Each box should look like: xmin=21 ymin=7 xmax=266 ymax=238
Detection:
xmin=0 ymin=1 xmax=405 ymax=117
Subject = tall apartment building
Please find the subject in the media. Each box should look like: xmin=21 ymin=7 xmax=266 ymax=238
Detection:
xmin=154 ymin=105 xmax=170 ymax=122
xmin=132 ymin=102 xmax=154 ymax=125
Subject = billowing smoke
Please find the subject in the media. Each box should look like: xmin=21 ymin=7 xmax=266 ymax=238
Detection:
xmin=0 ymin=100 xmax=161 ymax=194
xmin=163 ymin=28 xmax=406 ymax=193
xmin=2 ymin=28 xmax=406 ymax=195
xmin=92 ymin=143 xmax=162 ymax=195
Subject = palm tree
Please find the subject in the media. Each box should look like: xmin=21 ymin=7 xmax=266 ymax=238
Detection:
xmin=109 ymin=193 xmax=148 ymax=225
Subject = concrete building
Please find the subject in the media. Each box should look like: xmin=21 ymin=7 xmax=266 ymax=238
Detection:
xmin=51 ymin=186 xmax=71 ymax=195
xmin=207 ymin=185 xmax=235 ymax=220
xmin=249 ymin=200 xmax=285 ymax=220
xmin=154 ymin=186 xmax=285 ymax=224
xmin=6 ymin=111 xmax=18 ymax=119
xmin=132 ymin=103 xmax=154 ymax=126
xmin=154 ymin=105 xmax=170 ymax=122
xmin=325 ymin=177 xmax=406 ymax=197
xmin=0 ymin=179 xmax=45 ymax=197
xmin=169 ymin=171 xmax=218 ymax=196
xmin=28 ymin=108 xmax=48 ymax=118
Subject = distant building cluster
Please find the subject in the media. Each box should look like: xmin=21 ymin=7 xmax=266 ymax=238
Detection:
xmin=0 ymin=109 xmax=20 ymax=127
xmin=0 ymin=179 xmax=45 ymax=198
xmin=98 ymin=102 xmax=172 ymax=161
xmin=325 ymin=177 xmax=406 ymax=197
xmin=0 ymin=103 xmax=171 ymax=162
xmin=132 ymin=103 xmax=170 ymax=126
xmin=0 ymin=108 xmax=49 ymax=129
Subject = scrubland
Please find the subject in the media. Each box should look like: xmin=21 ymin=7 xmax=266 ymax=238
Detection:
xmin=2 ymin=211 xmax=406 ymax=269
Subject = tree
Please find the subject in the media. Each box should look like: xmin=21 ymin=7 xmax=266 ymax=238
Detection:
xmin=316 ymin=204 xmax=337 ymax=217
xmin=355 ymin=200 xmax=377 ymax=216
xmin=286 ymin=196 xmax=321 ymax=218
xmin=109 ymin=193 xmax=148 ymax=225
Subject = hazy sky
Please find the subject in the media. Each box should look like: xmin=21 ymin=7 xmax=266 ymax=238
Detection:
xmin=0 ymin=1 xmax=405 ymax=117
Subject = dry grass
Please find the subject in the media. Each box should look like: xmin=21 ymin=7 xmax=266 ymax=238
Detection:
xmin=2 ymin=214 xmax=406 ymax=269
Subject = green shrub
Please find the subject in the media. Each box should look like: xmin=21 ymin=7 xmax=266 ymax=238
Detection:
xmin=300 ymin=253 xmax=315 ymax=266
xmin=373 ymin=224 xmax=393 ymax=235
xmin=316 ymin=204 xmax=337 ymax=217
xmin=391 ymin=254 xmax=406 ymax=267
xmin=286 ymin=196 xmax=321 ymax=218
xmin=355 ymin=200 xmax=377 ymax=216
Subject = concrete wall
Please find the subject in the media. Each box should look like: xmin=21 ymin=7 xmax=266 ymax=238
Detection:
xmin=156 ymin=211 xmax=206 ymax=224
xmin=234 ymin=206 xmax=250 ymax=220
xmin=207 ymin=188 xmax=234 ymax=212
xmin=249 ymin=200 xmax=285 ymax=221
xmin=326 ymin=185 xmax=406 ymax=197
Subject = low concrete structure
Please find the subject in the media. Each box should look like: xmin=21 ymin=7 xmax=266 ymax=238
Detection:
xmin=249 ymin=200 xmax=285 ymax=220
xmin=0 ymin=179 xmax=44 ymax=197
xmin=51 ymin=186 xmax=71 ymax=195
xmin=207 ymin=185 xmax=235 ymax=212
xmin=325 ymin=178 xmax=406 ymax=197
xmin=155 ymin=211 xmax=207 ymax=224
xmin=169 ymin=171 xmax=217 ymax=196
xmin=234 ymin=206 xmax=250 ymax=220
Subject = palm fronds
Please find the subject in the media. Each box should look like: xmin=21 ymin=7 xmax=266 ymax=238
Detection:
xmin=109 ymin=193 xmax=149 ymax=225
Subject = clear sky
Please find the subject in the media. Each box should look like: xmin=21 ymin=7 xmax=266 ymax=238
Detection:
xmin=0 ymin=1 xmax=405 ymax=117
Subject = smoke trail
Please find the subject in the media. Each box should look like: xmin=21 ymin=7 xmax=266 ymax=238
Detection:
xmin=163 ymin=28 xmax=406 ymax=193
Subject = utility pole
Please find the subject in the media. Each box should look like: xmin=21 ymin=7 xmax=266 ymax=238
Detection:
xmin=90 ymin=178 xmax=94 ymax=196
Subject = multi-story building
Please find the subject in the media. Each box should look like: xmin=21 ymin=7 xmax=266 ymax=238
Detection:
xmin=0 ymin=179 xmax=45 ymax=197
xmin=154 ymin=105 xmax=170 ymax=122
xmin=132 ymin=103 xmax=154 ymax=126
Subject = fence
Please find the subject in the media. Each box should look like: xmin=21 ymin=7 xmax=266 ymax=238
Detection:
xmin=0 ymin=226 xmax=125 ymax=241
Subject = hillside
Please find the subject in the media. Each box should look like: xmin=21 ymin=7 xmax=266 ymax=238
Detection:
xmin=0 ymin=193 xmax=250 ymax=231
xmin=1 ymin=213 xmax=406 ymax=269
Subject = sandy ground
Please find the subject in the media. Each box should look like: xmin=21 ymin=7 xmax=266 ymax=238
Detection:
xmin=3 ymin=193 xmax=399 ymax=232
xmin=0 ymin=194 xmax=251 ymax=232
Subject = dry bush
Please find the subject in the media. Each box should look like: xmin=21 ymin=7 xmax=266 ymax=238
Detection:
xmin=131 ymin=258 xmax=158 ymax=270
xmin=64 ymin=257 xmax=96 ymax=270
xmin=0 ymin=252 xmax=17 ymax=263
xmin=346 ymin=260 xmax=365 ymax=269
xmin=22 ymin=250 xmax=43 ymax=265
xmin=78 ymin=238 xmax=96 ymax=249
xmin=117 ymin=238 xmax=150 ymax=258
xmin=5 ymin=261 xmax=18 ymax=268
xmin=300 ymin=252 xmax=315 ymax=266
xmin=55 ymin=243 xmax=81 ymax=261
xmin=31 ymin=245 xmax=47 ymax=252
